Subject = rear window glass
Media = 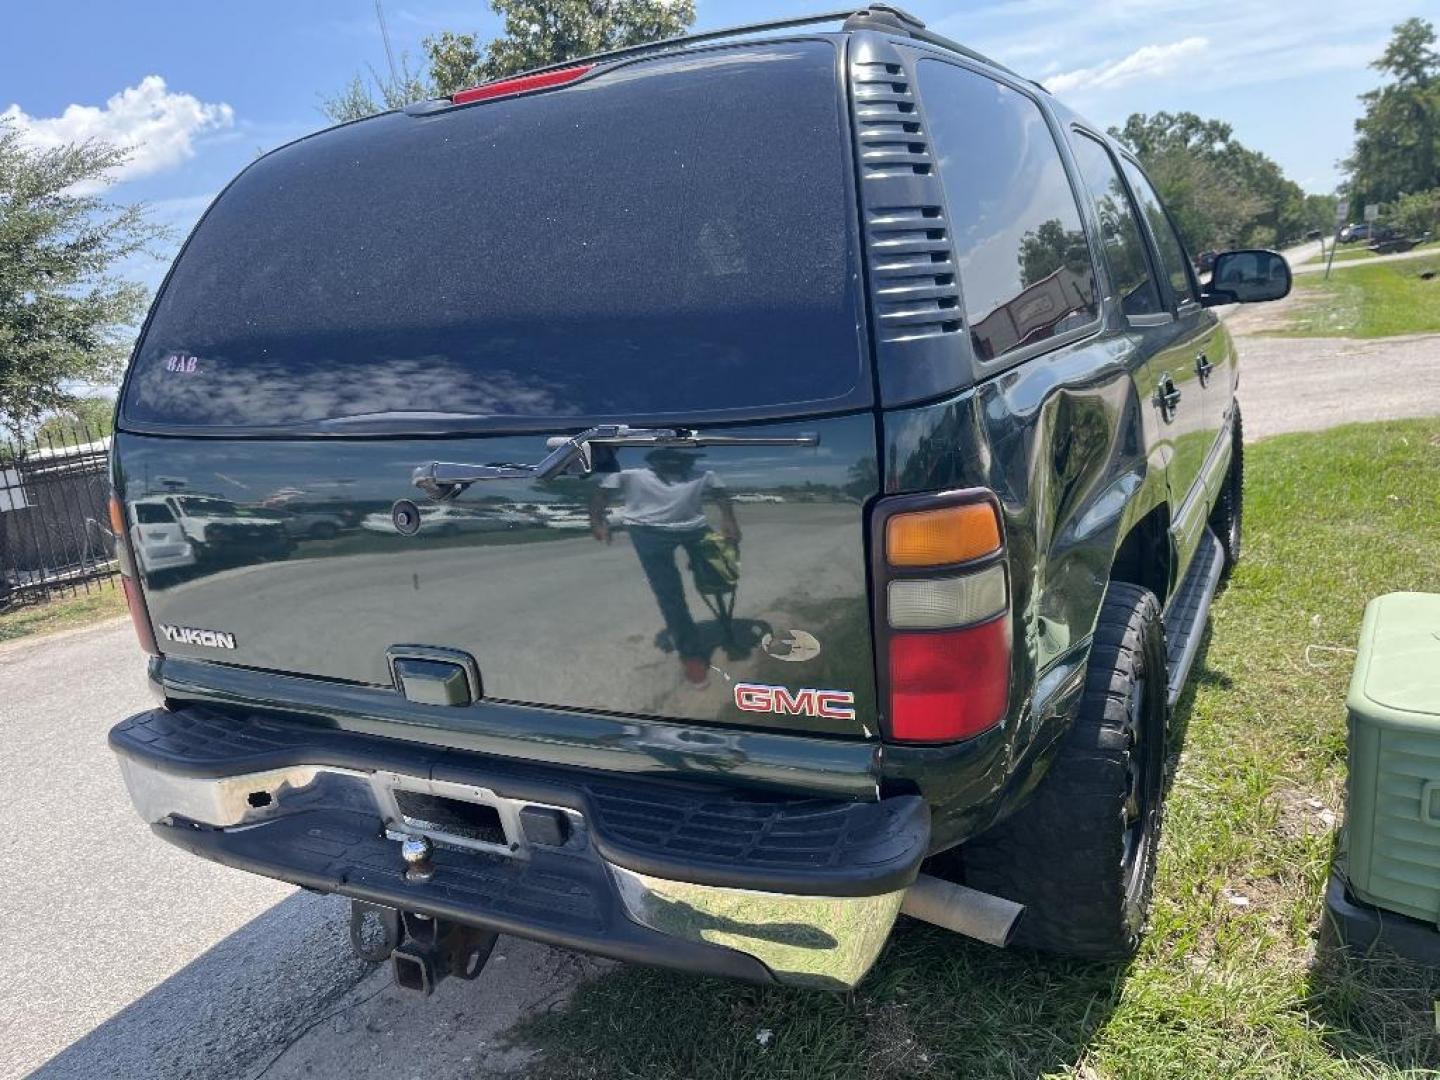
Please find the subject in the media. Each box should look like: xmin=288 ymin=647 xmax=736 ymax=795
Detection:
xmin=121 ymin=42 xmax=866 ymax=432
xmin=133 ymin=503 xmax=176 ymax=524
xmin=916 ymin=60 xmax=1099 ymax=363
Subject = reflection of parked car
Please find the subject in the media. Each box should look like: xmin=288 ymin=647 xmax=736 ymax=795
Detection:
xmin=164 ymin=495 xmax=292 ymax=560
xmin=360 ymin=504 xmax=531 ymax=535
xmin=523 ymin=503 xmax=594 ymax=529
xmin=278 ymin=508 xmax=348 ymax=540
xmin=109 ymin=6 xmax=1296 ymax=997
xmin=127 ymin=499 xmax=196 ymax=573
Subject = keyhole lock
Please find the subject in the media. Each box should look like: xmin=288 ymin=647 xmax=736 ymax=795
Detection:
xmin=392 ymin=499 xmax=422 ymax=536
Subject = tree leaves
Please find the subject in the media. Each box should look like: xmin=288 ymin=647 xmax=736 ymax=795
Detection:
xmin=0 ymin=121 xmax=165 ymax=437
xmin=1346 ymin=19 xmax=1440 ymax=208
xmin=323 ymin=0 xmax=696 ymax=123
xmin=1110 ymin=111 xmax=1332 ymax=251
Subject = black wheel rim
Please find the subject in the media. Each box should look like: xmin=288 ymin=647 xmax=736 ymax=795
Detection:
xmin=1120 ymin=663 xmax=1163 ymax=920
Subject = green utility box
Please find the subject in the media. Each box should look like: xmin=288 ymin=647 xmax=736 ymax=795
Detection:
xmin=1342 ymin=592 xmax=1440 ymax=931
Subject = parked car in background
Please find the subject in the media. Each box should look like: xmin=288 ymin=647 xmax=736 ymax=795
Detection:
xmin=106 ymin=5 xmax=1293 ymax=996
xmin=1339 ymin=222 xmax=1392 ymax=244
xmin=127 ymin=498 xmax=196 ymax=575
xmin=160 ymin=494 xmax=292 ymax=563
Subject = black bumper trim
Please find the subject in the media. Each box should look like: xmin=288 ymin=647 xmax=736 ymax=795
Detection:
xmin=155 ymin=809 xmax=774 ymax=983
xmin=112 ymin=706 xmax=930 ymax=898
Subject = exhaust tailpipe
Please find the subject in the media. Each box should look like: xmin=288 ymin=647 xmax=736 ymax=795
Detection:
xmin=901 ymin=874 xmax=1024 ymax=947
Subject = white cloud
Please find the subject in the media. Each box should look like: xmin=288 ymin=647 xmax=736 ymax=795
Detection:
xmin=2 ymin=76 xmax=233 ymax=190
xmin=1046 ymin=36 xmax=1209 ymax=94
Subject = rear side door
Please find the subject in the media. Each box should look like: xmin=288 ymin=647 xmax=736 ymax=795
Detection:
xmin=1118 ymin=156 xmax=1225 ymax=572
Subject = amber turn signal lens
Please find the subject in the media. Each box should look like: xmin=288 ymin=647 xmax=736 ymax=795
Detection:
xmin=108 ymin=495 xmax=126 ymax=537
xmin=886 ymin=502 xmax=1001 ymax=568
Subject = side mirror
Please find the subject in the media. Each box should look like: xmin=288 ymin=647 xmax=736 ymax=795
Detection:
xmin=1203 ymin=249 xmax=1292 ymax=306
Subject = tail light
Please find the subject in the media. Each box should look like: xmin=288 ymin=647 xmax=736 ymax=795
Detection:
xmin=451 ymin=64 xmax=594 ymax=105
xmin=109 ymin=494 xmax=159 ymax=656
xmin=873 ymin=491 xmax=1010 ymax=743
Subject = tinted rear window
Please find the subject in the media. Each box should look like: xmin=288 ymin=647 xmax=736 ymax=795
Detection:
xmin=121 ymin=42 xmax=866 ymax=433
xmin=916 ymin=60 xmax=1099 ymax=364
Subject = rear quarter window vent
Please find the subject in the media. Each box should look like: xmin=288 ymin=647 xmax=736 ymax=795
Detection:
xmin=849 ymin=40 xmax=972 ymax=403
xmin=852 ymin=60 xmax=933 ymax=178
xmin=867 ymin=205 xmax=964 ymax=342
xmin=853 ymin=57 xmax=960 ymax=342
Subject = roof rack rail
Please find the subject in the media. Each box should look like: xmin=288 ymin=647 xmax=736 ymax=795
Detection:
xmin=481 ymin=5 xmax=1023 ymax=87
xmin=842 ymin=5 xmax=1025 ymax=79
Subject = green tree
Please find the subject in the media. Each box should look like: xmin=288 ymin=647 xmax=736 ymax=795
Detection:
xmin=1345 ymin=19 xmax=1440 ymax=207
xmin=1390 ymin=187 xmax=1440 ymax=237
xmin=0 ymin=121 xmax=163 ymax=440
xmin=324 ymin=0 xmax=696 ymax=123
xmin=1299 ymin=193 xmax=1339 ymax=236
xmin=1017 ymin=218 xmax=1091 ymax=286
xmin=1110 ymin=111 xmax=1310 ymax=251
xmin=35 ymin=396 xmax=115 ymax=447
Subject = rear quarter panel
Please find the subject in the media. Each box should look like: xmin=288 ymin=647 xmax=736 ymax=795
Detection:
xmin=879 ymin=326 xmax=1168 ymax=848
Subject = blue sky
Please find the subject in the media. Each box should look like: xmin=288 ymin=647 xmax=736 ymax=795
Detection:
xmin=1 ymin=0 xmax=1431 ymax=291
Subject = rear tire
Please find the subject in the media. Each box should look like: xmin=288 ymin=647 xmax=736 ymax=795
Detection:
xmin=963 ymin=583 xmax=1168 ymax=959
xmin=1210 ymin=404 xmax=1243 ymax=572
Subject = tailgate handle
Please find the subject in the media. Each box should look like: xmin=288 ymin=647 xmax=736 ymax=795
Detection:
xmin=413 ymin=425 xmax=819 ymax=501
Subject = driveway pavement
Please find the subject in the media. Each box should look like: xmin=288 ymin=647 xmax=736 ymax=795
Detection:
xmin=3 ymin=313 xmax=1437 ymax=1080
xmin=0 ymin=622 xmax=605 ymax=1080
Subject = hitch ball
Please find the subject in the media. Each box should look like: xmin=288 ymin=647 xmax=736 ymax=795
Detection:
xmin=401 ymin=834 xmax=436 ymax=882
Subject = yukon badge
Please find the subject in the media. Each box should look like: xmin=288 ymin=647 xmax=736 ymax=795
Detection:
xmin=158 ymin=624 xmax=237 ymax=650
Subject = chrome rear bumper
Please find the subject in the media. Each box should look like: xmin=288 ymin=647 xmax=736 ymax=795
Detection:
xmin=112 ymin=718 xmax=926 ymax=989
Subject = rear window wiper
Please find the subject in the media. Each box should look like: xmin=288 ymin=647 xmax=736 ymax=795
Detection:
xmin=412 ymin=425 xmax=819 ymax=501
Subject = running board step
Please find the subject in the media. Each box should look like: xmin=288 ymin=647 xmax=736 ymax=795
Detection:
xmin=1162 ymin=529 xmax=1224 ymax=706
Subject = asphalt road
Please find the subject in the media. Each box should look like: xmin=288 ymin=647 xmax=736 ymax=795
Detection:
xmin=0 ymin=622 xmax=606 ymax=1080
xmin=4 ymin=321 xmax=1438 ymax=1079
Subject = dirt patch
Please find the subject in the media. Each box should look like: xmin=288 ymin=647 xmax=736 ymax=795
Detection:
xmin=1270 ymin=787 xmax=1340 ymax=844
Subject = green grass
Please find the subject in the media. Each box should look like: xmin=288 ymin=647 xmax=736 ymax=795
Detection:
xmin=515 ymin=419 xmax=1440 ymax=1080
xmin=0 ymin=584 xmax=127 ymax=643
xmin=1302 ymin=241 xmax=1440 ymax=266
xmin=1272 ymin=256 xmax=1440 ymax=337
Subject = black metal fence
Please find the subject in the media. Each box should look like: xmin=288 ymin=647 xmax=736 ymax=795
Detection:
xmin=0 ymin=422 xmax=118 ymax=609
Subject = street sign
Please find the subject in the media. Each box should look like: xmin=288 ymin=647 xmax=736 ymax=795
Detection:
xmin=1365 ymin=203 xmax=1380 ymax=222
xmin=1336 ymin=199 xmax=1349 ymax=224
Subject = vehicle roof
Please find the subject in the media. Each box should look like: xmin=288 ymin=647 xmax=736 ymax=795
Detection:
xmin=230 ymin=5 xmax=1139 ymax=185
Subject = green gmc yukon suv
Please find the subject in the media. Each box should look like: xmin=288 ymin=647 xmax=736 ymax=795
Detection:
xmin=107 ymin=6 xmax=1290 ymax=992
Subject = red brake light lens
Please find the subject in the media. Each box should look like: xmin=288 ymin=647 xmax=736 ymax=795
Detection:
xmin=888 ymin=618 xmax=1010 ymax=742
xmin=451 ymin=64 xmax=594 ymax=105
xmin=874 ymin=489 xmax=1011 ymax=744
xmin=109 ymin=494 xmax=159 ymax=656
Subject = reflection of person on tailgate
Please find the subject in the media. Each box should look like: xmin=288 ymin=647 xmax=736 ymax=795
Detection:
xmin=589 ymin=448 xmax=740 ymax=687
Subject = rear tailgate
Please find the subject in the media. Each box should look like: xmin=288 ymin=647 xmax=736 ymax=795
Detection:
xmin=114 ymin=38 xmax=881 ymax=738
xmin=115 ymin=422 xmax=877 ymax=734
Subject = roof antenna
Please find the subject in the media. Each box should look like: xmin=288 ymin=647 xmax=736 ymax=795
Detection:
xmin=375 ymin=0 xmax=399 ymax=86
